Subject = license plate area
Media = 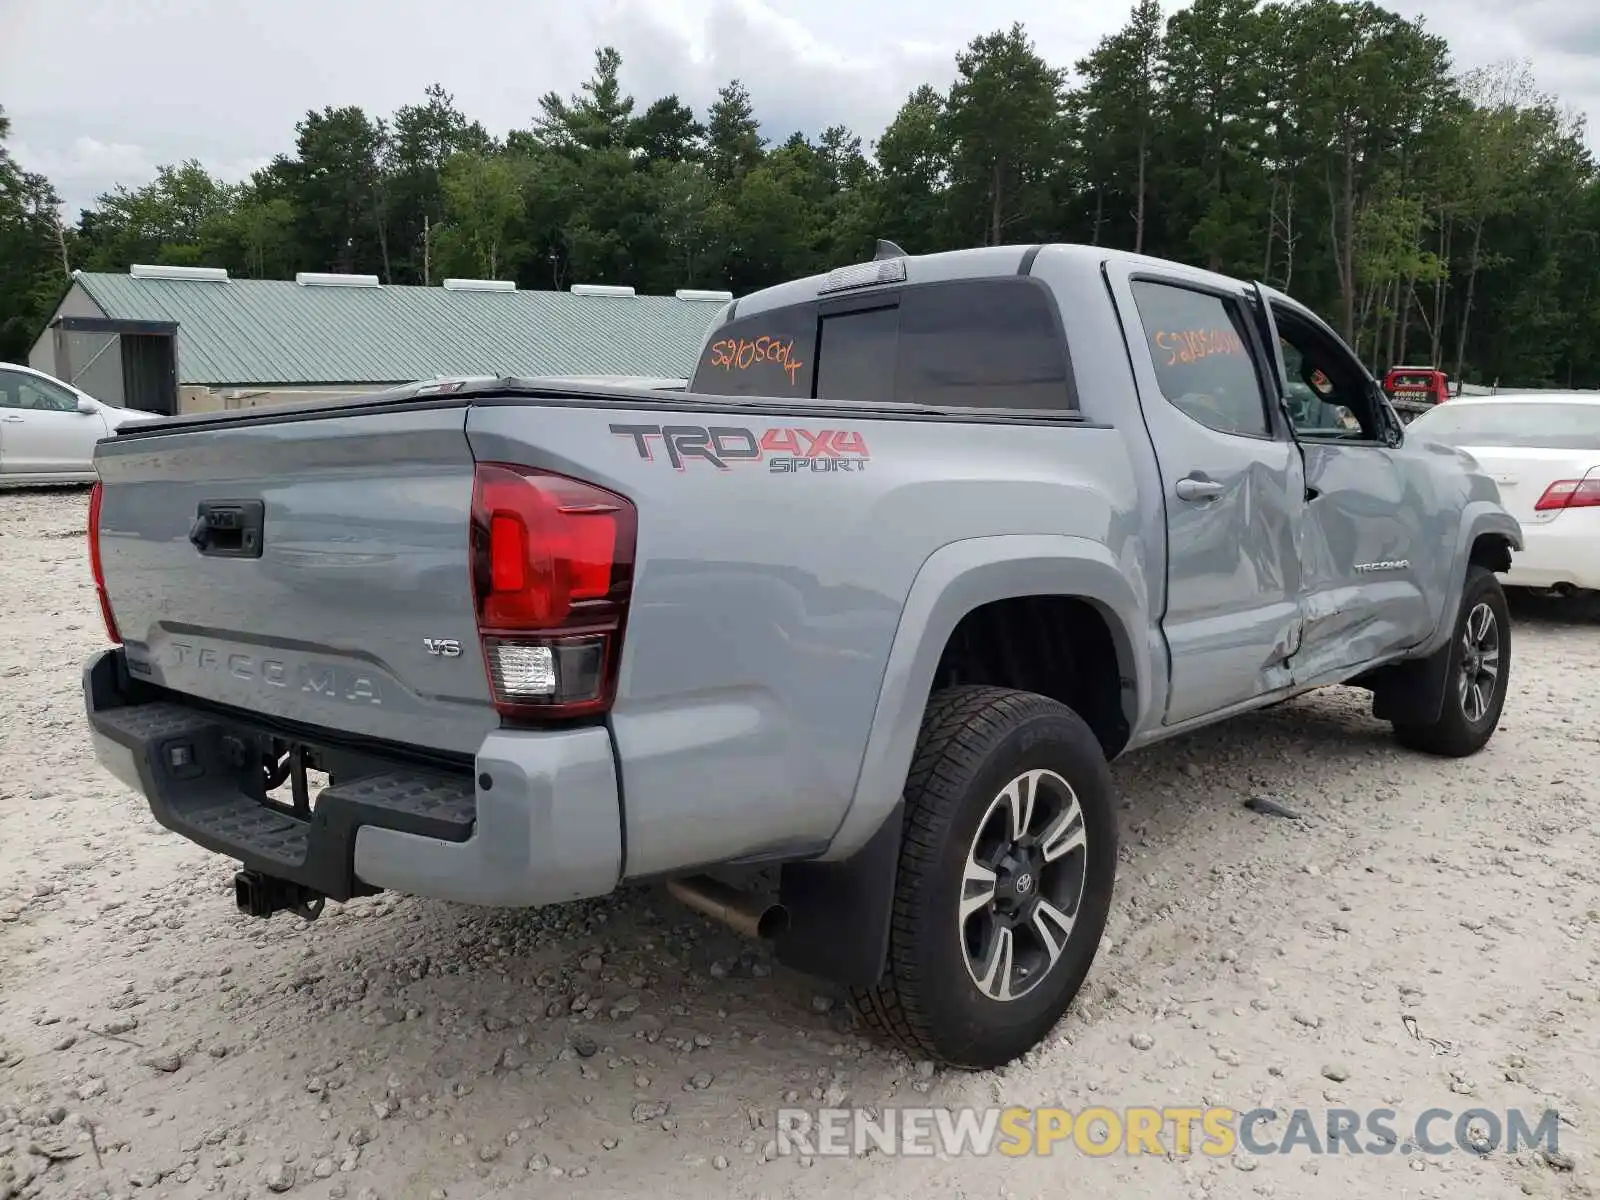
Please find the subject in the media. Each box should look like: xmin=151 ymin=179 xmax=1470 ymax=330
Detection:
xmin=217 ymin=724 xmax=452 ymax=821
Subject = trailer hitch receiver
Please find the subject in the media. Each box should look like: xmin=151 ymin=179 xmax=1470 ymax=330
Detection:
xmin=234 ymin=870 xmax=326 ymax=921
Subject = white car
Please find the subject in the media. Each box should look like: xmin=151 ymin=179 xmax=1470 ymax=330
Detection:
xmin=0 ymin=363 xmax=161 ymax=487
xmin=1408 ymin=393 xmax=1600 ymax=593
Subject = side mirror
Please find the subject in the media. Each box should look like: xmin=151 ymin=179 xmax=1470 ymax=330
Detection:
xmin=76 ymin=395 xmax=98 ymax=415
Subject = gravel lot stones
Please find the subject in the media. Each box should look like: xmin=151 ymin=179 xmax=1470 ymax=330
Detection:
xmin=1 ymin=487 xmax=1597 ymax=1199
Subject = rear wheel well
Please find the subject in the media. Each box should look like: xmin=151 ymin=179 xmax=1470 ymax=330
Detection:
xmin=1470 ymin=533 xmax=1514 ymax=575
xmin=930 ymin=595 xmax=1131 ymax=758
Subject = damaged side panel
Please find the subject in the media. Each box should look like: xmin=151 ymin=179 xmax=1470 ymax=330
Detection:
xmin=1291 ymin=442 xmax=1438 ymax=682
xmin=1156 ymin=454 xmax=1305 ymax=723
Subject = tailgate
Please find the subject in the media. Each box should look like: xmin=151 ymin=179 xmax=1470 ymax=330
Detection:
xmin=93 ymin=406 xmax=495 ymax=756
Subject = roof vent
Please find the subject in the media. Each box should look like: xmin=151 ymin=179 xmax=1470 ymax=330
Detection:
xmin=295 ymin=272 xmax=381 ymax=288
xmin=442 ymin=278 xmax=516 ymax=292
xmin=570 ymin=283 xmax=636 ymax=298
xmin=675 ymin=288 xmax=735 ymax=302
xmin=130 ymin=264 xmax=229 ymax=282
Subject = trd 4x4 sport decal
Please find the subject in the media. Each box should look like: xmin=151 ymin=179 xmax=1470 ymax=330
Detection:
xmin=609 ymin=424 xmax=870 ymax=474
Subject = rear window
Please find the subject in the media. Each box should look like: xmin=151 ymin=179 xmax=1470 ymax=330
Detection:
xmin=1412 ymin=401 xmax=1600 ymax=450
xmin=1388 ymin=373 xmax=1438 ymax=390
xmin=816 ymin=305 xmax=898 ymax=405
xmin=690 ymin=278 xmax=1075 ymax=412
xmin=693 ymin=303 xmax=817 ymax=398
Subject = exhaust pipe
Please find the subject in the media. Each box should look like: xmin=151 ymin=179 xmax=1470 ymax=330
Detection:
xmin=666 ymin=875 xmax=789 ymax=940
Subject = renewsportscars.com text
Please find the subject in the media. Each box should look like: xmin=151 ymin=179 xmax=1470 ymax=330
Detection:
xmin=773 ymin=1105 xmax=1563 ymax=1158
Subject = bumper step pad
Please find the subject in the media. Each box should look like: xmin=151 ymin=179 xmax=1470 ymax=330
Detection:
xmin=89 ymin=698 xmax=475 ymax=901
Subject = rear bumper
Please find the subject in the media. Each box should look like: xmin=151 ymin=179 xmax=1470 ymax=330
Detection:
xmin=83 ymin=648 xmax=622 ymax=908
xmin=1501 ymin=510 xmax=1600 ymax=591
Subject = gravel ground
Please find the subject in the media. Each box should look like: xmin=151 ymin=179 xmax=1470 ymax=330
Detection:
xmin=1 ymin=486 xmax=1597 ymax=1200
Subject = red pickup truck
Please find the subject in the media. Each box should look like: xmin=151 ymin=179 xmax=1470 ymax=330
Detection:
xmin=1383 ymin=366 xmax=1454 ymax=421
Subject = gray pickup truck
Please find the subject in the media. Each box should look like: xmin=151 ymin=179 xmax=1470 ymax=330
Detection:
xmin=83 ymin=242 xmax=1521 ymax=1070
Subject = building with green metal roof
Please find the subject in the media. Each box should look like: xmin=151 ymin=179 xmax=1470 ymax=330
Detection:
xmin=26 ymin=265 xmax=729 ymax=414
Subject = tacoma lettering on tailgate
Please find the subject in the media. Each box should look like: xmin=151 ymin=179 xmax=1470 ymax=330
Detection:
xmin=168 ymin=642 xmax=382 ymax=705
xmin=609 ymin=423 xmax=870 ymax=474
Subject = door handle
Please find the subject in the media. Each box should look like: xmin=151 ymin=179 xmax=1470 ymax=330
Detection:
xmin=189 ymin=499 xmax=265 ymax=558
xmin=1 ymin=415 xmax=22 ymax=423
xmin=1175 ymin=476 xmax=1225 ymax=502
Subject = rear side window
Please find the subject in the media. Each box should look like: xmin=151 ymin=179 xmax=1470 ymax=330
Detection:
xmin=691 ymin=277 xmax=1075 ymax=412
xmin=1131 ymin=281 xmax=1271 ymax=438
xmin=0 ymin=370 xmax=78 ymax=413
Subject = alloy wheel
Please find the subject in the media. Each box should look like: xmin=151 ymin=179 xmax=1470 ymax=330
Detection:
xmin=959 ymin=768 xmax=1089 ymax=1003
xmin=1458 ymin=601 xmax=1501 ymax=723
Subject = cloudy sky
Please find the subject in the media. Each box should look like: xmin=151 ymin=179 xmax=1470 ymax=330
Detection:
xmin=2 ymin=0 xmax=1596 ymax=218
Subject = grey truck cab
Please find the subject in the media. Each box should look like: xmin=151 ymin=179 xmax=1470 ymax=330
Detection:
xmin=82 ymin=242 xmax=1520 ymax=1069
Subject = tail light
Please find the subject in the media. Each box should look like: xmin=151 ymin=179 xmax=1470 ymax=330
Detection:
xmin=87 ymin=481 xmax=122 ymax=644
xmin=470 ymin=464 xmax=636 ymax=720
xmin=1533 ymin=471 xmax=1600 ymax=512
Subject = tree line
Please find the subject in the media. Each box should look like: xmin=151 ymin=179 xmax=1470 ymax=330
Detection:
xmin=3 ymin=0 xmax=1599 ymax=388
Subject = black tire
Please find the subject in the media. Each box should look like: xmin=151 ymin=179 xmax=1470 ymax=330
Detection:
xmin=848 ymin=685 xmax=1118 ymax=1070
xmin=1392 ymin=565 xmax=1511 ymax=757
